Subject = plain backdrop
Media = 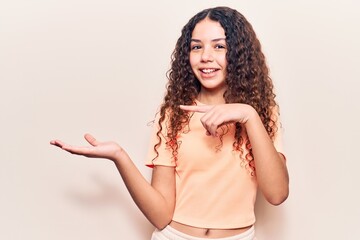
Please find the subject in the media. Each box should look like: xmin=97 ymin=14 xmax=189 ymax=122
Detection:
xmin=1 ymin=0 xmax=359 ymax=239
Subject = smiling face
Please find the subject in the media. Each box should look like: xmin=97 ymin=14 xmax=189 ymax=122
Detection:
xmin=189 ymin=18 xmax=227 ymax=100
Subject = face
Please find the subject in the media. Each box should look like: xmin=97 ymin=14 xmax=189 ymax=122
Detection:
xmin=189 ymin=18 xmax=227 ymax=95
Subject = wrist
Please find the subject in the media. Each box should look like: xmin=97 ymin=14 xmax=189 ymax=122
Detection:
xmin=111 ymin=147 xmax=127 ymax=163
xmin=244 ymin=105 xmax=259 ymax=125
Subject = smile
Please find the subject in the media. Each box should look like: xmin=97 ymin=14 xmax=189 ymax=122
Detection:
xmin=200 ymin=68 xmax=218 ymax=74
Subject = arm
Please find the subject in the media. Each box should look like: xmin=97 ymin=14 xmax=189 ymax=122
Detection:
xmin=50 ymin=134 xmax=175 ymax=229
xmin=180 ymin=104 xmax=289 ymax=205
xmin=114 ymin=154 xmax=176 ymax=229
xmin=244 ymin=108 xmax=289 ymax=205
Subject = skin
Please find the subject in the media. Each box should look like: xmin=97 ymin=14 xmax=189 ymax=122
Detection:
xmin=50 ymin=135 xmax=176 ymax=230
xmin=189 ymin=18 xmax=228 ymax=104
xmin=50 ymin=17 xmax=289 ymax=238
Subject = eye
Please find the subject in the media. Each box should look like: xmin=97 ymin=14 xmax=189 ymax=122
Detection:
xmin=191 ymin=45 xmax=201 ymax=50
xmin=215 ymin=44 xmax=226 ymax=49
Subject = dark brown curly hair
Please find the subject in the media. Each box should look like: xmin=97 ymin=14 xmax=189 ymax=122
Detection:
xmin=153 ymin=6 xmax=279 ymax=170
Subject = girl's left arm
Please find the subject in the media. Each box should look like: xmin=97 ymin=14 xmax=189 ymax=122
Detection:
xmin=244 ymin=107 xmax=289 ymax=205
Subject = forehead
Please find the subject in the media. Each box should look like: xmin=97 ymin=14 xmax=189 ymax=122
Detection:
xmin=191 ymin=18 xmax=225 ymax=39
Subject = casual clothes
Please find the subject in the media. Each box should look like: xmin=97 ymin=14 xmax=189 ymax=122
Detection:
xmin=146 ymin=101 xmax=284 ymax=232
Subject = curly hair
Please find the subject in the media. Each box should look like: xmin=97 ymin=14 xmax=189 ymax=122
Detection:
xmin=153 ymin=6 xmax=279 ymax=171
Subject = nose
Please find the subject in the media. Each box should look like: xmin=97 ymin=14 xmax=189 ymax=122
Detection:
xmin=201 ymin=47 xmax=214 ymax=62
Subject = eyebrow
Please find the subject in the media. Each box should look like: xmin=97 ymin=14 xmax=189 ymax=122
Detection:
xmin=190 ymin=38 xmax=226 ymax=43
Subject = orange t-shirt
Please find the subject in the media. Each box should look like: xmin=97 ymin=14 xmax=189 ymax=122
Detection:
xmin=146 ymin=105 xmax=285 ymax=229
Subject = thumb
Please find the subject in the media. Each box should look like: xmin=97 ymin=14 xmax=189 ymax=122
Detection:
xmin=84 ymin=133 xmax=99 ymax=146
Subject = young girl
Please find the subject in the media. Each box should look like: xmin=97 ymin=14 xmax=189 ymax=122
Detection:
xmin=51 ymin=6 xmax=289 ymax=240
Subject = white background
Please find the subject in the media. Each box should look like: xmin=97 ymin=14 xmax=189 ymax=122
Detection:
xmin=1 ymin=0 xmax=359 ymax=239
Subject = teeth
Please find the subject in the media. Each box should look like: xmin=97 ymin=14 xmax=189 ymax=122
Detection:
xmin=201 ymin=69 xmax=216 ymax=73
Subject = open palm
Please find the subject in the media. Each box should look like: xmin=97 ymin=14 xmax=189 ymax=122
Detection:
xmin=50 ymin=134 xmax=124 ymax=161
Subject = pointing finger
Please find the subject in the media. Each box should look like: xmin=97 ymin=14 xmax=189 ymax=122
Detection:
xmin=180 ymin=105 xmax=213 ymax=113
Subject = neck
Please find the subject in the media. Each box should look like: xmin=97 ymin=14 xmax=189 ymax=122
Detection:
xmin=197 ymin=88 xmax=226 ymax=105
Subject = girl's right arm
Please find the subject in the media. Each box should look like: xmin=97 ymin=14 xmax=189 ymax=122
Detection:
xmin=50 ymin=133 xmax=176 ymax=230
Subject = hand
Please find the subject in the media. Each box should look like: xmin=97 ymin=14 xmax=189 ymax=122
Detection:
xmin=50 ymin=133 xmax=125 ymax=161
xmin=180 ymin=103 xmax=256 ymax=137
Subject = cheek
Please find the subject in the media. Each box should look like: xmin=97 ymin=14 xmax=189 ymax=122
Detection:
xmin=189 ymin=54 xmax=197 ymax=69
xmin=189 ymin=52 xmax=194 ymax=62
xmin=220 ymin=54 xmax=227 ymax=67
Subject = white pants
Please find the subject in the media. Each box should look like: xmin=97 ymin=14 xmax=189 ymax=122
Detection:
xmin=151 ymin=225 xmax=256 ymax=240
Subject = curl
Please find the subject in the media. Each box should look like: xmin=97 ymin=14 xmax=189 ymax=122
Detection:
xmin=154 ymin=7 xmax=280 ymax=174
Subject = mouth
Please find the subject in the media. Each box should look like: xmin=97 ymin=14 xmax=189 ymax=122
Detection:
xmin=200 ymin=68 xmax=219 ymax=74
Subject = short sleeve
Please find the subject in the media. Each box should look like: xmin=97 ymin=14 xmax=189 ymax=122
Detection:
xmin=145 ymin=112 xmax=176 ymax=168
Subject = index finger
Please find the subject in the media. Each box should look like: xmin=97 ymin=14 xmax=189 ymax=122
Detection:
xmin=180 ymin=104 xmax=213 ymax=113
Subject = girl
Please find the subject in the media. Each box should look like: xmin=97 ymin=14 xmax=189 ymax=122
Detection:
xmin=51 ymin=6 xmax=289 ymax=240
